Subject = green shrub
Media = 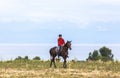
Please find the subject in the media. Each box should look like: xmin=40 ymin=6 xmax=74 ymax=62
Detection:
xmin=33 ymin=56 xmax=41 ymax=60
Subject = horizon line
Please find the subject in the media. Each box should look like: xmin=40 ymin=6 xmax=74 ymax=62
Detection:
xmin=0 ymin=43 xmax=120 ymax=46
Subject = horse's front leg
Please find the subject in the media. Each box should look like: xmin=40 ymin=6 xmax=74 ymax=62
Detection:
xmin=63 ymin=57 xmax=67 ymax=68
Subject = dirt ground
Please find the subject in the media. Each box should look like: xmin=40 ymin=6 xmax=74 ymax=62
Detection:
xmin=0 ymin=68 xmax=120 ymax=78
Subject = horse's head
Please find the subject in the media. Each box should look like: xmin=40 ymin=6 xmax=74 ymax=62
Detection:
xmin=65 ymin=41 xmax=72 ymax=50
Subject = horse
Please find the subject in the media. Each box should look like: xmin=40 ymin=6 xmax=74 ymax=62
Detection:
xmin=49 ymin=41 xmax=72 ymax=68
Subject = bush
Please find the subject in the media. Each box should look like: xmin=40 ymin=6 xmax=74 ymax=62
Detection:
xmin=33 ymin=56 xmax=41 ymax=60
xmin=87 ymin=46 xmax=114 ymax=62
xmin=15 ymin=56 xmax=23 ymax=60
xmin=15 ymin=56 xmax=30 ymax=60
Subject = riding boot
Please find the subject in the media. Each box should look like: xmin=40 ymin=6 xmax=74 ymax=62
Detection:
xmin=67 ymin=55 xmax=69 ymax=58
xmin=58 ymin=53 xmax=60 ymax=59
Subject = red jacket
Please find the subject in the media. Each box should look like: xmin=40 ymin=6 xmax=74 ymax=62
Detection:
xmin=58 ymin=37 xmax=65 ymax=46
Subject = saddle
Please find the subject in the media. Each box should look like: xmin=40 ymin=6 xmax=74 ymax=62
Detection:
xmin=57 ymin=47 xmax=69 ymax=58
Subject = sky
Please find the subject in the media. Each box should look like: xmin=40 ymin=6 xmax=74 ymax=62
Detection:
xmin=0 ymin=0 xmax=120 ymax=60
xmin=0 ymin=0 xmax=120 ymax=44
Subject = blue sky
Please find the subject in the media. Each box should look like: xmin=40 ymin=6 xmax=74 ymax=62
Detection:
xmin=0 ymin=0 xmax=120 ymax=61
xmin=0 ymin=0 xmax=120 ymax=44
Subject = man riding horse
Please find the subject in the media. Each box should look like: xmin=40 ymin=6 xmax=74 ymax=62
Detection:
xmin=49 ymin=34 xmax=71 ymax=68
xmin=57 ymin=34 xmax=65 ymax=58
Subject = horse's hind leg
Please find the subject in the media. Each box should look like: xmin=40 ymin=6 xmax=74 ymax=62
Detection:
xmin=50 ymin=60 xmax=52 ymax=67
xmin=53 ymin=57 xmax=56 ymax=68
xmin=50 ymin=56 xmax=56 ymax=68
xmin=50 ymin=56 xmax=53 ymax=67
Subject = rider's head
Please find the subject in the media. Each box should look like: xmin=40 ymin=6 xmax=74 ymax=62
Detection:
xmin=59 ymin=34 xmax=62 ymax=37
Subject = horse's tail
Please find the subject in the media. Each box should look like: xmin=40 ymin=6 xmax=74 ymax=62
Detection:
xmin=49 ymin=48 xmax=53 ymax=59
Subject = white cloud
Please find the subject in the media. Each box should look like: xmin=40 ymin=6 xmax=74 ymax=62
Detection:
xmin=92 ymin=0 xmax=120 ymax=4
xmin=0 ymin=0 xmax=120 ymax=29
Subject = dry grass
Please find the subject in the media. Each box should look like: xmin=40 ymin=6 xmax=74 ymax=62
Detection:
xmin=0 ymin=60 xmax=120 ymax=78
xmin=0 ymin=68 xmax=120 ymax=78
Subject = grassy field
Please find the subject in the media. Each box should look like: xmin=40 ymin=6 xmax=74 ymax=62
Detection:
xmin=0 ymin=60 xmax=120 ymax=78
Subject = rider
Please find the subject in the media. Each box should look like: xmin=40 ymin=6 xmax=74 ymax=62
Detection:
xmin=57 ymin=34 xmax=65 ymax=58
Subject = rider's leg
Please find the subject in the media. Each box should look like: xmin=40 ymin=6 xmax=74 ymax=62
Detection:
xmin=58 ymin=46 xmax=61 ymax=58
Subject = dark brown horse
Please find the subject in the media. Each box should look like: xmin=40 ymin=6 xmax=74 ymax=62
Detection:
xmin=49 ymin=41 xmax=72 ymax=68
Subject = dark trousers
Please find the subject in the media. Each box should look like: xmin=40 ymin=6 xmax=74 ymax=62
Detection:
xmin=58 ymin=46 xmax=62 ymax=56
